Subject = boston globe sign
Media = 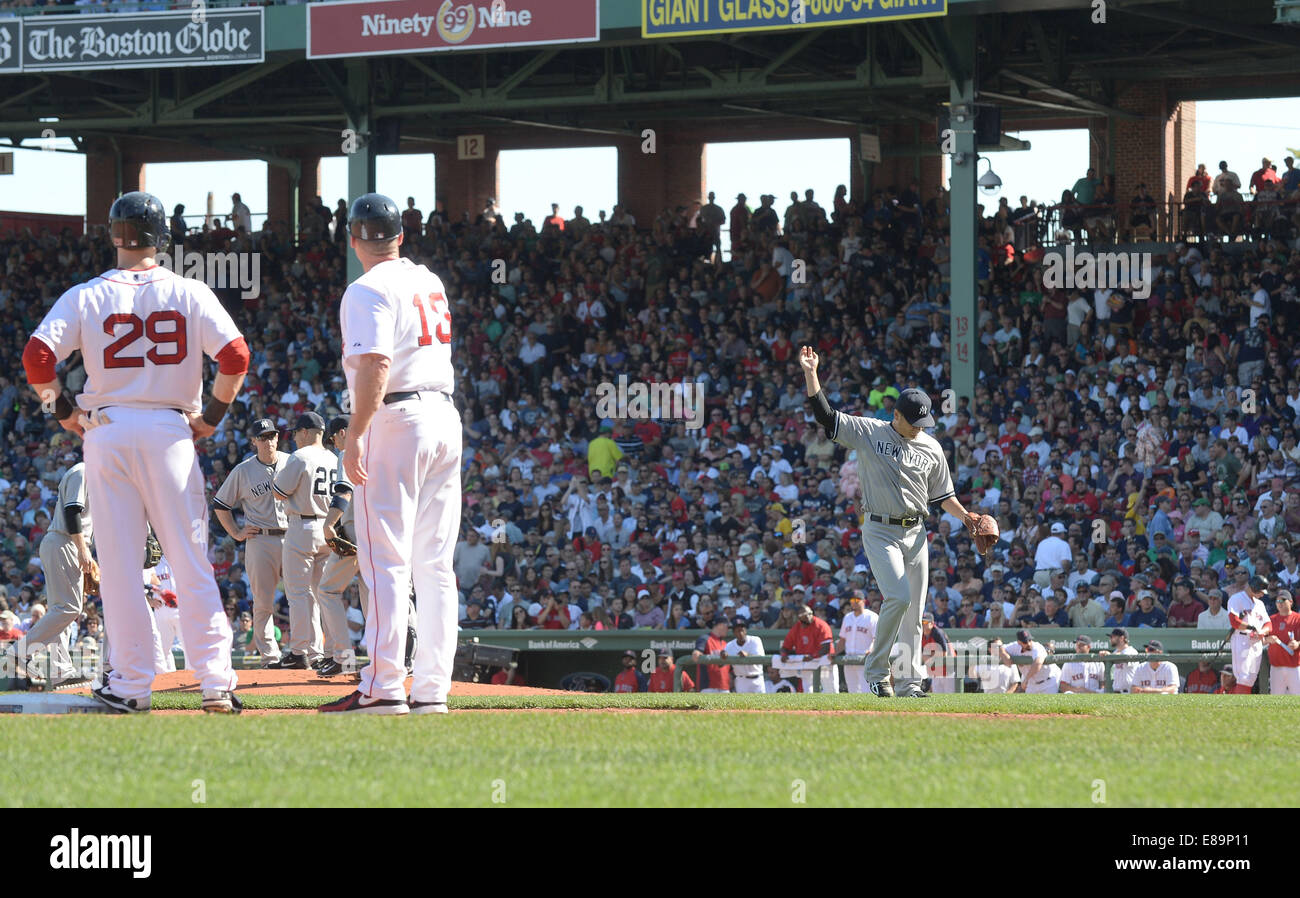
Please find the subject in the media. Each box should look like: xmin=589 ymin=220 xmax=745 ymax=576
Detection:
xmin=5 ymin=8 xmax=263 ymax=72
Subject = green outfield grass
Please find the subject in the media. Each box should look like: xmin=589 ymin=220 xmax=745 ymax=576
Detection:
xmin=2 ymin=693 xmax=1296 ymax=807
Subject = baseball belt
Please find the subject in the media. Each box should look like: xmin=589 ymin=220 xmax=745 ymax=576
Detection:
xmin=249 ymin=527 xmax=287 ymax=536
xmin=867 ymin=512 xmax=922 ymax=528
xmin=383 ymin=388 xmax=453 ymax=405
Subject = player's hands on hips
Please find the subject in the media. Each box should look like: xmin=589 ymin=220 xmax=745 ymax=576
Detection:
xmin=236 ymin=525 xmax=258 ymax=542
xmin=798 ymin=346 xmax=819 ymax=372
xmin=186 ymin=412 xmax=216 ymax=439
xmin=343 ymin=431 xmax=367 ymax=485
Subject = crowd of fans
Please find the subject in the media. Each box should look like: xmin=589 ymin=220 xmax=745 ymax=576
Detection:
xmin=0 ymin=157 xmax=1298 ymax=691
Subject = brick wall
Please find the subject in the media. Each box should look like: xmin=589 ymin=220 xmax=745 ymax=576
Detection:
xmin=1112 ymin=82 xmax=1167 ymax=210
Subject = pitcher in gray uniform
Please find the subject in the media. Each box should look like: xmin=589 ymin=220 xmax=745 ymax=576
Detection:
xmin=800 ymin=346 xmax=985 ymax=698
xmin=10 ymin=457 xmax=94 ymax=687
xmin=317 ymin=416 xmax=365 ymax=677
xmin=272 ymin=411 xmax=337 ymax=669
xmin=213 ymin=417 xmax=289 ymax=668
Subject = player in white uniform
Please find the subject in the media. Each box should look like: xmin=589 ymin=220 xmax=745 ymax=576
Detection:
xmin=1058 ymin=634 xmax=1105 ymax=693
xmin=23 ymin=191 xmax=249 ymax=714
xmin=974 ymin=637 xmax=1021 ymax=693
xmin=1130 ymin=640 xmax=1180 ymax=693
xmin=321 ymin=194 xmax=462 ymax=715
xmin=1098 ymin=627 xmax=1139 ymax=693
xmin=836 ymin=593 xmax=878 ymax=693
xmin=1012 ymin=629 xmax=1060 ymax=693
xmin=1227 ymin=576 xmax=1272 ymax=693
xmin=723 ymin=619 xmax=766 ymax=693
xmin=147 ymin=552 xmax=186 ymax=673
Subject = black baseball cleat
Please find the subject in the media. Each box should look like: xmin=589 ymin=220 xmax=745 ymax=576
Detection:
xmin=92 ymin=685 xmax=151 ymax=714
xmin=896 ymin=685 xmax=929 ymax=698
xmin=318 ymin=690 xmax=409 ymax=715
xmin=316 ymin=658 xmax=344 ymax=678
xmin=277 ymin=653 xmax=309 ymax=670
xmin=868 ymin=679 xmax=895 ymax=698
xmin=260 ymin=656 xmax=283 ymax=669
xmin=201 ymin=690 xmax=244 ymax=714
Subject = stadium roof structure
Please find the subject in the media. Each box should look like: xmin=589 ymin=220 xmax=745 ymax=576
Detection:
xmin=0 ymin=0 xmax=1295 ymax=148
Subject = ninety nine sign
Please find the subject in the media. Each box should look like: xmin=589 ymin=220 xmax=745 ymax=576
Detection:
xmin=307 ymin=0 xmax=600 ymax=59
xmin=16 ymin=9 xmax=263 ymax=72
xmin=644 ymin=0 xmax=946 ymax=37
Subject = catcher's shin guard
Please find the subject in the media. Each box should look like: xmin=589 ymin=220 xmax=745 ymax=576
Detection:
xmin=404 ymin=626 xmax=417 ymax=670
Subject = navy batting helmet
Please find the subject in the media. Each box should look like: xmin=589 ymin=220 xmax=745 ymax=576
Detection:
xmin=109 ymin=191 xmax=169 ymax=250
xmin=326 ymin=415 xmax=349 ymax=448
xmin=348 ymin=193 xmax=401 ymax=241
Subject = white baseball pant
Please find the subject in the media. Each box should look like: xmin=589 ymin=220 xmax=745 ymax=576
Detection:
xmin=843 ymin=664 xmax=869 ymax=693
xmin=356 ymin=394 xmax=462 ymax=703
xmin=1025 ymin=667 xmax=1062 ymax=693
xmin=152 ymin=603 xmax=186 ymax=672
xmin=1231 ymin=634 xmax=1264 ymax=687
xmin=798 ymin=659 xmax=840 ymax=694
xmin=84 ymin=408 xmax=237 ymax=703
xmin=1270 ymin=665 xmax=1300 ymax=695
xmin=733 ymin=673 xmax=767 ymax=693
xmin=860 ymin=518 xmax=928 ymax=689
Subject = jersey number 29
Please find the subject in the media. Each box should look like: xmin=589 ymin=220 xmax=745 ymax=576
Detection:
xmin=413 ymin=293 xmax=451 ymax=347
xmin=103 ymin=311 xmax=188 ymax=368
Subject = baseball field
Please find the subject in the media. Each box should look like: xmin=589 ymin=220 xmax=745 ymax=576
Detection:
xmin=3 ymin=672 xmax=1294 ymax=807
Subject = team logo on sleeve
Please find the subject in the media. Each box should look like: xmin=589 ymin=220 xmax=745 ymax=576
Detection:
xmin=874 ymin=439 xmax=936 ymax=475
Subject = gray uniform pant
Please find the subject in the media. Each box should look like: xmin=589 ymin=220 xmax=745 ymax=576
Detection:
xmin=245 ymin=533 xmax=284 ymax=662
xmin=282 ymin=519 xmax=326 ymax=662
xmin=860 ymin=518 xmax=929 ymax=687
xmin=20 ymin=532 xmax=82 ymax=679
xmin=318 ymin=550 xmax=366 ymax=662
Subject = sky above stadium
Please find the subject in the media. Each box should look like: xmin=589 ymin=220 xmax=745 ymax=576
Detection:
xmin=2 ymin=98 xmax=1298 ymax=235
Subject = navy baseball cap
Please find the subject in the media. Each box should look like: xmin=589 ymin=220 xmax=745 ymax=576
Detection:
xmin=1144 ymin=639 xmax=1164 ymax=652
xmin=897 ymin=388 xmax=935 ymax=427
xmin=294 ymin=411 xmax=326 ymax=431
xmin=1110 ymin=627 xmax=1129 ymax=638
xmin=1248 ymin=575 xmax=1269 ymax=592
xmin=251 ymin=418 xmax=278 ymax=437
xmin=1015 ymin=628 xmax=1032 ymax=644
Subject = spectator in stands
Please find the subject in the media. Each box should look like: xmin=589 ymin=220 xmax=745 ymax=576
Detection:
xmin=230 ymin=193 xmax=252 ymax=234
xmin=402 ymin=197 xmax=423 ymax=241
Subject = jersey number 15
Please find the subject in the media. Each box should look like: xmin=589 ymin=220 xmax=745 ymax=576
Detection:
xmin=412 ymin=293 xmax=451 ymax=347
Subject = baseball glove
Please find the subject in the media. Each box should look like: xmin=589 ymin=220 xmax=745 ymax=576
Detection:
xmin=144 ymin=529 xmax=162 ymax=569
xmin=326 ymin=536 xmax=357 ymax=557
xmin=158 ymin=589 xmax=178 ymax=609
xmin=969 ymin=514 xmax=1000 ymax=555
xmin=83 ymin=560 xmax=101 ymax=596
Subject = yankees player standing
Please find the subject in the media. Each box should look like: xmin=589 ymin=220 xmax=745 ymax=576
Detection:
xmin=835 ymin=591 xmax=878 ymax=693
xmin=272 ymin=411 xmax=337 ymax=669
xmin=6 ymin=459 xmax=93 ymax=687
xmin=22 ymin=191 xmax=249 ymax=713
xmin=800 ymin=346 xmax=984 ymax=697
xmin=322 ymin=193 xmax=462 ymax=715
xmin=213 ymin=417 xmax=289 ymax=667
xmin=316 ymin=415 xmax=365 ymax=677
